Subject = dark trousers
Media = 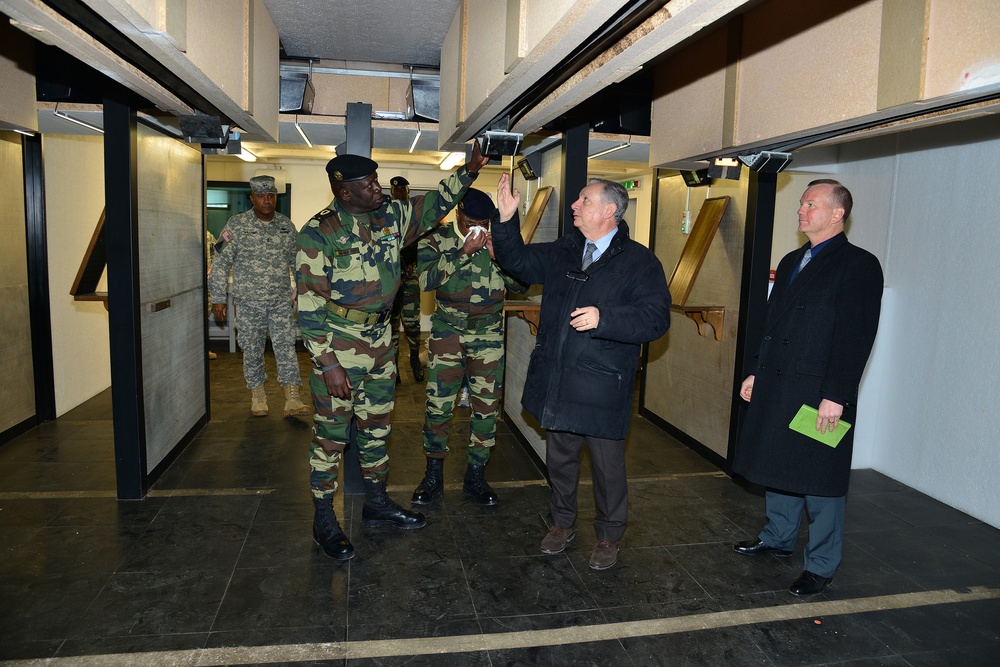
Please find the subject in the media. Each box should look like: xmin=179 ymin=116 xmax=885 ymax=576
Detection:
xmin=546 ymin=431 xmax=628 ymax=542
xmin=760 ymin=490 xmax=846 ymax=579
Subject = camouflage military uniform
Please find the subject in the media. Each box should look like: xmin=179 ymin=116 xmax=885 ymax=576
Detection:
xmin=296 ymin=168 xmax=477 ymax=497
xmin=209 ymin=208 xmax=302 ymax=389
xmin=390 ymin=244 xmax=422 ymax=356
xmin=419 ymin=220 xmax=527 ymax=465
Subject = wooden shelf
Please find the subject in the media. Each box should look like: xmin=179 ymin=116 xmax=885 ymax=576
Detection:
xmin=504 ymin=300 xmax=541 ymax=335
xmin=673 ymin=305 xmax=724 ymax=341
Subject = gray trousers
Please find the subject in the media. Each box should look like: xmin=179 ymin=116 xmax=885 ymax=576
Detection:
xmin=233 ymin=298 xmax=302 ymax=389
xmin=760 ymin=489 xmax=846 ymax=579
xmin=546 ymin=430 xmax=628 ymax=543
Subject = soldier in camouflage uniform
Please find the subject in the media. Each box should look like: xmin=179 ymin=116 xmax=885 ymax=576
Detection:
xmin=388 ymin=176 xmax=425 ymax=383
xmin=209 ymin=176 xmax=310 ymax=417
xmin=296 ymin=145 xmax=488 ymax=561
xmin=412 ymin=189 xmax=527 ymax=507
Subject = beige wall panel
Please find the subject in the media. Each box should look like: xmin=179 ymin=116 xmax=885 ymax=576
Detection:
xmin=736 ymin=0 xmax=882 ymax=146
xmin=0 ymin=18 xmax=38 ymax=132
xmin=644 ymin=175 xmax=748 ymax=458
xmin=0 ymin=133 xmax=33 ymax=431
xmin=42 ymin=134 xmax=111 ymax=417
xmin=523 ymin=0 xmax=577 ymax=52
xmin=924 ymin=0 xmax=1000 ymax=99
xmin=464 ymin=0 xmax=507 ymax=124
xmin=311 ymin=73 xmax=391 ymax=117
xmin=438 ymin=6 xmax=464 ymax=144
xmin=388 ymin=78 xmax=411 ymax=115
xmin=877 ymin=0 xmax=927 ymax=109
xmin=251 ymin=0 xmax=279 ymax=138
xmin=186 ymin=0 xmax=245 ymax=102
xmin=123 ymin=0 xmax=186 ymax=49
xmin=650 ymin=27 xmax=729 ymax=167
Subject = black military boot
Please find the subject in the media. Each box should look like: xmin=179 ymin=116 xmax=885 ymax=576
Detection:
xmin=312 ymin=496 xmax=355 ymax=560
xmin=362 ymin=479 xmax=427 ymax=529
xmin=411 ymin=457 xmax=444 ymax=504
xmin=463 ymin=462 xmax=499 ymax=506
xmin=410 ymin=346 xmax=425 ymax=382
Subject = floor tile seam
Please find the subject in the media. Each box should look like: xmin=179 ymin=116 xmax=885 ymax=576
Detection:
xmin=16 ymin=587 xmax=998 ymax=666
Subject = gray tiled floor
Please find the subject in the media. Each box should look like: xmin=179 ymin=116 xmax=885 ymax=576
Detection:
xmin=0 ymin=342 xmax=998 ymax=665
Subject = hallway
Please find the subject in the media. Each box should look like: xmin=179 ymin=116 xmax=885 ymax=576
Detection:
xmin=0 ymin=344 xmax=998 ymax=665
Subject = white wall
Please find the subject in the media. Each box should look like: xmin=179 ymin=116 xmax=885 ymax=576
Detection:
xmin=43 ymin=135 xmax=112 ymax=416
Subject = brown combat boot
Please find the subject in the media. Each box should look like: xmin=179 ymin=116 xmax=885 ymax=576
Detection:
xmin=250 ymin=385 xmax=268 ymax=417
xmin=283 ymin=385 xmax=311 ymax=416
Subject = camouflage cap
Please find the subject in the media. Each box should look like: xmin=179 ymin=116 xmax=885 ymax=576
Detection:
xmin=390 ymin=176 xmax=409 ymax=188
xmin=326 ymin=154 xmax=378 ymax=182
xmin=458 ymin=188 xmax=496 ymax=221
xmin=249 ymin=175 xmax=277 ymax=194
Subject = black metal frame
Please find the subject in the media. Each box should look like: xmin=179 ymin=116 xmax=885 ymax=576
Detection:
xmin=23 ymin=133 xmax=57 ymax=423
xmin=104 ymin=98 xmax=148 ymax=500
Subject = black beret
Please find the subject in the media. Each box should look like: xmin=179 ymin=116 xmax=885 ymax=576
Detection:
xmin=326 ymin=154 xmax=378 ymax=182
xmin=390 ymin=176 xmax=409 ymax=187
xmin=458 ymin=188 xmax=496 ymax=221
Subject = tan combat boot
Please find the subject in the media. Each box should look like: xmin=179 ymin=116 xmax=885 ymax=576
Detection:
xmin=250 ymin=385 xmax=268 ymax=417
xmin=283 ymin=384 xmax=311 ymax=416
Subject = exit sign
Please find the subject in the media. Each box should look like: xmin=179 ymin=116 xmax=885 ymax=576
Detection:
xmin=621 ymin=179 xmax=641 ymax=190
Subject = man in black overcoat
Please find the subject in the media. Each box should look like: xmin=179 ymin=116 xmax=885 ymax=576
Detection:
xmin=491 ymin=173 xmax=671 ymax=571
xmin=732 ymin=179 xmax=883 ymax=596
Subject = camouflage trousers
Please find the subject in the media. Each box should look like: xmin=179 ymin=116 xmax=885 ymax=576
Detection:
xmin=422 ymin=314 xmax=504 ymax=465
xmin=308 ymin=321 xmax=396 ymax=497
xmin=391 ymin=273 xmax=421 ymax=350
xmin=233 ymin=298 xmax=302 ymax=389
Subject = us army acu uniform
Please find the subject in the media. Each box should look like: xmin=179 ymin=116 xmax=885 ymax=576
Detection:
xmin=209 ymin=175 xmax=310 ymax=417
xmin=296 ymin=151 xmax=482 ymax=560
xmin=411 ymin=188 xmax=527 ymax=507
xmin=388 ymin=176 xmax=425 ymax=383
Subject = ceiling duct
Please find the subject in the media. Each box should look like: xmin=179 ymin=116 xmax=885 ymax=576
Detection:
xmin=279 ymin=71 xmax=315 ymax=113
xmin=410 ymin=79 xmax=439 ymax=122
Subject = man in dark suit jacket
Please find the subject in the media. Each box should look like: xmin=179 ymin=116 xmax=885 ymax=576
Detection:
xmin=732 ymin=179 xmax=883 ymax=596
xmin=491 ymin=173 xmax=671 ymax=571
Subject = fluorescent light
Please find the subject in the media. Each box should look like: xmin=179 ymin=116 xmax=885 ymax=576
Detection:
xmin=439 ymin=151 xmax=465 ymax=170
xmin=238 ymin=148 xmax=257 ymax=162
xmin=408 ymin=129 xmax=422 ymax=153
xmin=587 ymin=142 xmax=630 ymax=160
xmin=53 ymin=103 xmax=104 ymax=134
xmin=294 ymin=119 xmax=313 ymax=148
xmin=13 ymin=128 xmax=35 ymax=137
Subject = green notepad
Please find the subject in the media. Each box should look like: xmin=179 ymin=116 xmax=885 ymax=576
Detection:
xmin=788 ymin=404 xmax=851 ymax=448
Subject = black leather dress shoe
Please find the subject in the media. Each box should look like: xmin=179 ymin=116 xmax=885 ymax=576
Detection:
xmin=733 ymin=539 xmax=793 ymax=557
xmin=789 ymin=570 xmax=832 ymax=596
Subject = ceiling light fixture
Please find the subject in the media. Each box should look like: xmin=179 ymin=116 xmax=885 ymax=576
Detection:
xmin=439 ymin=151 xmax=465 ymax=170
xmin=13 ymin=128 xmax=35 ymax=137
xmin=294 ymin=116 xmax=313 ymax=148
xmin=587 ymin=142 xmax=630 ymax=160
xmin=53 ymin=102 xmax=104 ymax=134
xmin=238 ymin=148 xmax=257 ymax=162
xmin=409 ymin=125 xmax=422 ymax=153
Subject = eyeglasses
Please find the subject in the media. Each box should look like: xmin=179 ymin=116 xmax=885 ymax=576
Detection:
xmin=565 ymin=270 xmax=590 ymax=282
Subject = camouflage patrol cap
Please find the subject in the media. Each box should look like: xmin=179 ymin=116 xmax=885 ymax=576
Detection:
xmin=326 ymin=154 xmax=378 ymax=182
xmin=458 ymin=188 xmax=496 ymax=221
xmin=390 ymin=176 xmax=409 ymax=188
xmin=249 ymin=175 xmax=278 ymax=194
